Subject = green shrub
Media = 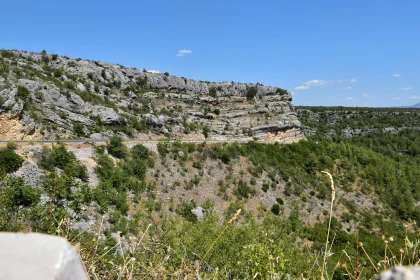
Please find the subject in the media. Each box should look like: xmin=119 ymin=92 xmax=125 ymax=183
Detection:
xmin=276 ymin=197 xmax=284 ymax=205
xmin=38 ymin=145 xmax=88 ymax=181
xmin=276 ymin=88 xmax=289 ymax=95
xmin=0 ymin=177 xmax=40 ymax=209
xmin=94 ymin=154 xmax=115 ymax=179
xmin=0 ymin=49 xmax=14 ymax=58
xmin=6 ymin=141 xmax=18 ymax=150
xmin=107 ymin=135 xmax=127 ymax=159
xmin=131 ymin=144 xmax=150 ymax=160
xmin=136 ymin=76 xmax=148 ymax=88
xmin=0 ymin=149 xmax=23 ymax=173
xmin=246 ymin=86 xmax=258 ymax=100
xmin=64 ymin=81 xmax=76 ymax=90
xmin=234 ymin=179 xmax=256 ymax=199
xmin=41 ymin=50 xmax=49 ymax=63
xmin=0 ymin=63 xmax=9 ymax=74
xmin=176 ymin=200 xmax=197 ymax=222
xmin=16 ymin=86 xmax=30 ymax=100
xmin=123 ymin=158 xmax=147 ymax=180
xmin=73 ymin=123 xmax=85 ymax=137
xmin=209 ymin=87 xmax=217 ymax=98
xmin=157 ymin=139 xmax=170 ymax=157
xmin=39 ymin=145 xmax=72 ymax=170
xmin=262 ymin=183 xmax=269 ymax=192
xmin=271 ymin=204 xmax=280 ymax=215
xmin=203 ymin=126 xmax=210 ymax=138
xmin=53 ymin=68 xmax=63 ymax=78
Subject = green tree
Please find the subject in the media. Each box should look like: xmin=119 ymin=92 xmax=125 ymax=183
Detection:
xmin=131 ymin=144 xmax=150 ymax=160
xmin=107 ymin=135 xmax=127 ymax=158
xmin=246 ymin=86 xmax=258 ymax=100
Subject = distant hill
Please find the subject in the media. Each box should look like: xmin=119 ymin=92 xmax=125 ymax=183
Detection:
xmin=410 ymin=102 xmax=420 ymax=108
xmin=296 ymin=106 xmax=420 ymax=138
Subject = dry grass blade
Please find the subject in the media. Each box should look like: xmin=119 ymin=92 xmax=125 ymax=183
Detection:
xmin=320 ymin=171 xmax=336 ymax=280
xmin=201 ymin=209 xmax=241 ymax=263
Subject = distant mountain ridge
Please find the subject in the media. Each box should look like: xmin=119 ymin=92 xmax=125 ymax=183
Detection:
xmin=410 ymin=102 xmax=420 ymax=108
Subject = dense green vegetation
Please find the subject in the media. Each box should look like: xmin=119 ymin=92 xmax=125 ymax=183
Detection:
xmin=0 ymin=146 xmax=91 ymax=233
xmin=38 ymin=145 xmax=88 ymax=181
xmin=296 ymin=106 xmax=420 ymax=137
xmin=211 ymin=133 xmax=420 ymax=222
xmin=0 ymin=106 xmax=420 ymax=278
xmin=1 ymin=133 xmax=419 ymax=278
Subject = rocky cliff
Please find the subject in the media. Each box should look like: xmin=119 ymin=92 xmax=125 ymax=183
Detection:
xmin=0 ymin=50 xmax=303 ymax=142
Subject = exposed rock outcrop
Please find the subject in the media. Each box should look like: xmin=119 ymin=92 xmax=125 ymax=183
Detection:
xmin=0 ymin=50 xmax=304 ymax=143
xmin=376 ymin=266 xmax=420 ymax=280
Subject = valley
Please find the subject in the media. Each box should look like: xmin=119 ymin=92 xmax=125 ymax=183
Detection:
xmin=0 ymin=50 xmax=419 ymax=279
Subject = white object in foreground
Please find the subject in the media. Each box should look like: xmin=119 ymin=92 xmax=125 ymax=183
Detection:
xmin=0 ymin=232 xmax=88 ymax=280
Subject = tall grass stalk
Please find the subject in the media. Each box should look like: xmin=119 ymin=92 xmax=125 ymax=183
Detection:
xmin=201 ymin=208 xmax=241 ymax=263
xmin=321 ymin=171 xmax=336 ymax=280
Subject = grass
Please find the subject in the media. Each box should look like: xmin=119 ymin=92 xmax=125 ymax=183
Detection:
xmin=320 ymin=171 xmax=336 ymax=280
xmin=2 ymin=138 xmax=419 ymax=278
xmin=49 ymin=170 xmax=418 ymax=279
xmin=6 ymin=141 xmax=18 ymax=150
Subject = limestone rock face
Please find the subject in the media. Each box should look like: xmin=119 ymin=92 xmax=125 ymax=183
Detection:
xmin=0 ymin=232 xmax=88 ymax=280
xmin=376 ymin=266 xmax=420 ymax=280
xmin=0 ymin=50 xmax=304 ymax=143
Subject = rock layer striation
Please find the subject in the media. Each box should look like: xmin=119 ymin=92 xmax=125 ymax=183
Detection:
xmin=0 ymin=50 xmax=303 ymax=142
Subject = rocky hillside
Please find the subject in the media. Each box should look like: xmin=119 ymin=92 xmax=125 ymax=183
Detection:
xmin=296 ymin=106 xmax=420 ymax=138
xmin=0 ymin=49 xmax=303 ymax=142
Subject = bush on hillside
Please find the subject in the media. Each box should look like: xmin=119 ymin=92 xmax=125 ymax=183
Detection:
xmin=6 ymin=141 xmax=18 ymax=150
xmin=246 ymin=86 xmax=258 ymax=100
xmin=16 ymin=86 xmax=30 ymax=100
xmin=107 ymin=135 xmax=127 ymax=159
xmin=38 ymin=145 xmax=88 ymax=181
xmin=131 ymin=144 xmax=150 ymax=160
xmin=0 ymin=149 xmax=23 ymax=173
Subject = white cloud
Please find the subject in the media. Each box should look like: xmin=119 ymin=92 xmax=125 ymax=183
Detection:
xmin=147 ymin=69 xmax=160 ymax=74
xmin=295 ymin=77 xmax=357 ymax=90
xmin=392 ymin=97 xmax=401 ymax=100
xmin=393 ymin=73 xmax=401 ymax=77
xmin=408 ymin=95 xmax=419 ymax=99
xmin=343 ymin=86 xmax=352 ymax=90
xmin=306 ymin=79 xmax=329 ymax=86
xmin=401 ymin=87 xmax=413 ymax=90
xmin=363 ymin=93 xmax=376 ymax=99
xmin=345 ymin=97 xmax=353 ymax=100
xmin=176 ymin=49 xmax=192 ymax=57
xmin=295 ymin=79 xmax=330 ymax=90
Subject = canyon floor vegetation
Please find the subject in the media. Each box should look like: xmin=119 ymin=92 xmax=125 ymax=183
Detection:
xmin=0 ymin=127 xmax=419 ymax=278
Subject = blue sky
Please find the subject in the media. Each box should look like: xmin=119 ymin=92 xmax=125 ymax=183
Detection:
xmin=1 ymin=0 xmax=419 ymax=107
